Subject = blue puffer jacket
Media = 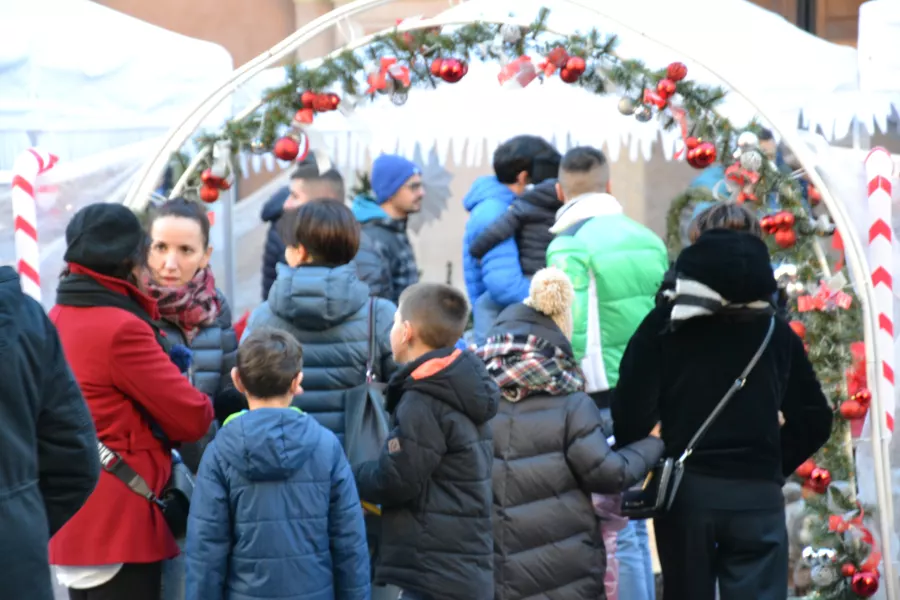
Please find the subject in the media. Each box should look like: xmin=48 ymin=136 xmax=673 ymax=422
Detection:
xmin=690 ymin=165 xmax=726 ymax=193
xmin=462 ymin=176 xmax=530 ymax=308
xmin=185 ymin=407 xmax=370 ymax=600
xmin=260 ymin=187 xmax=290 ymax=301
xmin=243 ymin=263 xmax=397 ymax=443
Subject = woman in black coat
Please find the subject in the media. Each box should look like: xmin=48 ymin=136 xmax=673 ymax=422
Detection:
xmin=613 ymin=229 xmax=832 ymax=600
xmin=478 ymin=267 xmax=664 ymax=600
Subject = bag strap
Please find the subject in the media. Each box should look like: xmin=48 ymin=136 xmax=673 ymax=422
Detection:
xmin=97 ymin=441 xmax=166 ymax=508
xmin=365 ymin=296 xmax=377 ymax=384
xmin=677 ymin=315 xmax=776 ymax=464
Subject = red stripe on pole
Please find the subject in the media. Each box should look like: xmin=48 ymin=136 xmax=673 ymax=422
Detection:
xmin=16 ymin=260 xmax=40 ymax=285
xmin=888 ymin=413 xmax=895 ymax=432
xmin=879 ymin=313 xmax=894 ymax=337
xmin=870 ymin=219 xmax=893 ymax=243
xmin=11 ymin=175 xmax=34 ymax=197
xmin=27 ymin=148 xmax=44 ymax=172
xmin=872 ymin=267 xmax=893 ymax=289
xmin=13 ymin=216 xmax=38 ymax=241
xmin=868 ymin=175 xmax=892 ymax=196
xmin=884 ymin=361 xmax=895 ymax=385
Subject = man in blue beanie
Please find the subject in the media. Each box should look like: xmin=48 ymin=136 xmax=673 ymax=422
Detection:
xmin=351 ymin=154 xmax=424 ymax=304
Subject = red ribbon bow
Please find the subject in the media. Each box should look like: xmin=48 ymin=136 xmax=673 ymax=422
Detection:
xmin=798 ymin=281 xmax=853 ymax=312
xmin=366 ymin=58 xmax=411 ymax=95
xmin=498 ymin=56 xmax=537 ymax=88
xmin=828 ymin=505 xmax=882 ymax=573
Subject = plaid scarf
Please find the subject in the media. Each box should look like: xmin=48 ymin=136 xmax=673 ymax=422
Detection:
xmin=477 ymin=333 xmax=585 ymax=402
xmin=145 ymin=267 xmax=221 ymax=344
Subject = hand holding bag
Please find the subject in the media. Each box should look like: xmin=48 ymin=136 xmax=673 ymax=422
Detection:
xmin=344 ymin=297 xmax=391 ymax=469
xmin=621 ymin=316 xmax=775 ymax=520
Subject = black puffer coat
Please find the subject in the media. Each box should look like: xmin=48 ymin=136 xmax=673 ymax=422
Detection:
xmin=260 ymin=187 xmax=290 ymax=301
xmin=486 ymin=304 xmax=664 ymax=600
xmin=355 ymin=348 xmax=501 ymax=600
xmin=469 ymin=180 xmax=559 ymax=277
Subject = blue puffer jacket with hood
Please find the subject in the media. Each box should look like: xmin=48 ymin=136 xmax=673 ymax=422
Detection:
xmin=185 ymin=407 xmax=370 ymax=600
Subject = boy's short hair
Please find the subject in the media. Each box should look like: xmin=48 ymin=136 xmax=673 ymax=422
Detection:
xmin=687 ymin=202 xmax=762 ymax=244
xmin=237 ymin=328 xmax=303 ymax=398
xmin=493 ymin=135 xmax=562 ymax=185
xmin=285 ymin=199 xmax=360 ymax=266
xmin=558 ymin=146 xmax=610 ymax=198
xmin=399 ymin=283 xmax=469 ymax=349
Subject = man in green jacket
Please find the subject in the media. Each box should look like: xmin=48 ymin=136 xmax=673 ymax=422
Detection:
xmin=546 ymin=145 xmax=668 ymax=600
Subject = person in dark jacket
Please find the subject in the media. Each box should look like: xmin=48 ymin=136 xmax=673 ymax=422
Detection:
xmin=49 ymin=203 xmax=214 ymax=600
xmin=265 ymin=158 xmax=392 ymax=300
xmin=244 ymin=200 xmax=397 ymax=444
xmin=478 ymin=267 xmax=663 ymax=600
xmin=0 ymin=267 xmax=100 ymax=600
xmin=351 ymin=154 xmax=424 ymax=304
xmin=355 ymin=283 xmax=501 ymax=600
xmin=468 ymin=179 xmax=559 ymax=277
xmin=260 ymin=185 xmax=290 ymax=300
xmin=186 ymin=328 xmax=370 ymax=600
xmin=613 ymin=229 xmax=832 ymax=600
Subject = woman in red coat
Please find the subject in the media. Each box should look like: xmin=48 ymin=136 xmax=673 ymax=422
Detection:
xmin=48 ymin=203 xmax=214 ymax=600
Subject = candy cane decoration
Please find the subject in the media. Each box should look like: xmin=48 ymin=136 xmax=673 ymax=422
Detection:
xmin=11 ymin=148 xmax=57 ymax=301
xmin=865 ymin=147 xmax=895 ymax=437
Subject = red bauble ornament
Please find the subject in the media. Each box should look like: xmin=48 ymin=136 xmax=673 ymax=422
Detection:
xmin=775 ymin=211 xmax=795 ymax=229
xmin=807 ymin=467 xmax=832 ymax=494
xmin=546 ymin=46 xmax=570 ymax=68
xmin=273 ymin=136 xmax=300 ymax=161
xmin=667 ymin=62 xmax=688 ymax=82
xmin=851 ymin=571 xmax=879 ymax=597
xmin=685 ymin=136 xmax=700 ymax=150
xmin=200 ymin=169 xmax=225 ymax=189
xmin=430 ymin=58 xmax=443 ymax=77
xmin=795 ymin=458 xmax=816 ymax=479
xmin=657 ymin=78 xmax=677 ymax=98
xmin=840 ymin=399 xmax=868 ymax=420
xmin=325 ymin=93 xmax=341 ymax=110
xmin=686 ymin=141 xmax=717 ymax=169
xmin=565 ymin=56 xmax=586 ymax=75
xmin=199 ymin=185 xmax=219 ymax=204
xmin=789 ymin=320 xmax=806 ymax=340
xmin=560 ymin=68 xmax=580 ymax=83
xmin=855 ymin=389 xmax=872 ymax=406
xmin=643 ymin=89 xmax=668 ymax=109
xmin=293 ymin=109 xmax=315 ymax=125
xmin=300 ymin=90 xmax=317 ymax=109
xmin=841 ymin=563 xmax=858 ymax=577
xmin=313 ymin=94 xmax=333 ymax=112
xmin=774 ymin=229 xmax=797 ymax=249
xmin=439 ymin=58 xmax=467 ymax=83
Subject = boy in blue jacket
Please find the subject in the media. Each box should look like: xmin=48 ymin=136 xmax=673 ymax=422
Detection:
xmin=185 ymin=329 xmax=370 ymax=600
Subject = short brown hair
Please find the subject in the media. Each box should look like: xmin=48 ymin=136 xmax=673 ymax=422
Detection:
xmin=558 ymin=146 xmax=610 ymax=199
xmin=688 ymin=203 xmax=762 ymax=244
xmin=236 ymin=328 xmax=303 ymax=398
xmin=398 ymin=283 xmax=469 ymax=349
xmin=286 ymin=199 xmax=360 ymax=266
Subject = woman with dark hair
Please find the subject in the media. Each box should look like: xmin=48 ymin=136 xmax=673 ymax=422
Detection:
xmin=612 ymin=229 xmax=832 ymax=599
xmin=48 ymin=203 xmax=214 ymax=600
xmin=244 ymin=199 xmax=397 ymax=442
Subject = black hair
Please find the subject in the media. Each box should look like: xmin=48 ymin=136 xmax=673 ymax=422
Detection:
xmin=150 ymin=197 xmax=211 ymax=248
xmin=758 ymin=127 xmax=775 ymax=142
xmin=287 ymin=199 xmax=360 ymax=266
xmin=560 ymin=146 xmax=607 ymax=173
xmin=493 ymin=135 xmax=562 ymax=185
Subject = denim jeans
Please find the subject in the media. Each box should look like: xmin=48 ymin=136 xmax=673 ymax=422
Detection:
xmin=160 ymin=538 xmax=185 ymax=600
xmin=471 ymin=292 xmax=505 ymax=347
xmin=616 ymin=520 xmax=656 ymax=600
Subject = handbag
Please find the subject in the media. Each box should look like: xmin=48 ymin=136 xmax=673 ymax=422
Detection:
xmin=344 ymin=297 xmax=391 ymax=469
xmin=621 ymin=315 xmax=776 ymax=520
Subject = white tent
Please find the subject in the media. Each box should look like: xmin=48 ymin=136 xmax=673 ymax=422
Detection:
xmin=0 ymin=0 xmax=233 ymax=169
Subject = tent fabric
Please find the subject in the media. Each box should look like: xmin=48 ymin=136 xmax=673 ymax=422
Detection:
xmin=0 ymin=0 xmax=233 ymax=168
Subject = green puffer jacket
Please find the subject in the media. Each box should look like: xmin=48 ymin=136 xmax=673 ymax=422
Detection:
xmin=546 ymin=193 xmax=668 ymax=392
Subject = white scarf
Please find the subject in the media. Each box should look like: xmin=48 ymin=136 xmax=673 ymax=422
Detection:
xmin=666 ymin=278 xmax=771 ymax=322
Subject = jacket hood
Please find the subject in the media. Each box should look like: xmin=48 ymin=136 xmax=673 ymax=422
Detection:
xmin=269 ymin=263 xmax=368 ymax=331
xmin=489 ymin=303 xmax=574 ymax=357
xmin=352 ymin=194 xmax=389 ymax=224
xmin=261 ymin=187 xmax=290 ymax=223
xmin=550 ymin=193 xmax=623 ymax=233
xmin=216 ymin=408 xmax=316 ymax=481
xmin=675 ymin=229 xmax=777 ymax=303
xmin=463 ymin=175 xmax=517 ymax=213
xmin=520 ymin=180 xmax=561 ymax=212
xmin=391 ymin=348 xmax=500 ymax=425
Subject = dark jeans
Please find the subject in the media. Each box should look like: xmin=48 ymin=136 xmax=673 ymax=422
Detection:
xmin=68 ymin=563 xmax=162 ymax=600
xmin=654 ymin=475 xmax=787 ymax=600
xmin=398 ymin=590 xmax=433 ymax=600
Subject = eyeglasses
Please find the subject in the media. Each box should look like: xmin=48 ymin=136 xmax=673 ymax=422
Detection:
xmin=405 ymin=182 xmax=424 ymax=191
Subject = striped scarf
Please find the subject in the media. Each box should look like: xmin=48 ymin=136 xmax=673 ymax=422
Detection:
xmin=664 ymin=277 xmax=771 ymax=323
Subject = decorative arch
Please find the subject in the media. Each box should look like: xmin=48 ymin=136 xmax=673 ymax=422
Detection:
xmin=122 ymin=1 xmax=897 ymax=594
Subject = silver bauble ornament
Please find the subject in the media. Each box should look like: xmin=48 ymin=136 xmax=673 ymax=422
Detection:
xmin=774 ymin=263 xmax=799 ymax=283
xmin=810 ymin=564 xmax=839 ymax=587
xmin=815 ymin=548 xmax=837 ymax=564
xmin=390 ymin=89 xmax=409 ymax=106
xmin=249 ymin=138 xmax=267 ymax=154
xmin=500 ymin=23 xmax=523 ymax=44
xmin=802 ymin=546 xmax=818 ymax=566
xmin=634 ymin=105 xmax=653 ymax=123
xmin=787 ymin=281 xmax=806 ymax=297
xmin=737 ymin=131 xmax=760 ymax=152
xmin=739 ymin=149 xmax=763 ymax=172
xmin=813 ymin=214 xmax=836 ymax=236
xmin=617 ymin=97 xmax=636 ymax=116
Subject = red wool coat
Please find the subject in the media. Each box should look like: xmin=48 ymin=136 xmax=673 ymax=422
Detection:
xmin=48 ymin=265 xmax=214 ymax=565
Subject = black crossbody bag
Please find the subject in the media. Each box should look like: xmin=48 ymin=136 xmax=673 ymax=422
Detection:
xmin=621 ymin=316 xmax=775 ymax=520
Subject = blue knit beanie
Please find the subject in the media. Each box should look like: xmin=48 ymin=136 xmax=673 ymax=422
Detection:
xmin=371 ymin=154 xmax=420 ymax=204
